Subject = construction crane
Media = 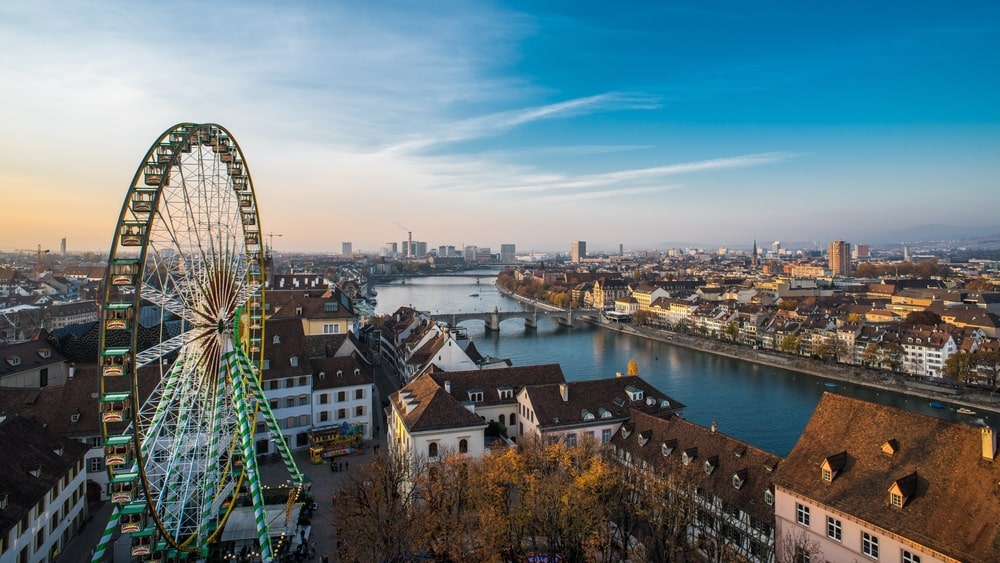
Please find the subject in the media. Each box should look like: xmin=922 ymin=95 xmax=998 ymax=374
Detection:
xmin=13 ymin=244 xmax=50 ymax=280
xmin=264 ymin=232 xmax=282 ymax=255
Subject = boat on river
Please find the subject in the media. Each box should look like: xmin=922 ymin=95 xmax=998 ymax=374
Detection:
xmin=929 ymin=401 xmax=945 ymax=409
xmin=956 ymin=407 xmax=977 ymax=415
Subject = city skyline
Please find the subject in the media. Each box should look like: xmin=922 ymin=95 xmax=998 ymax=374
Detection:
xmin=1 ymin=2 xmax=999 ymax=254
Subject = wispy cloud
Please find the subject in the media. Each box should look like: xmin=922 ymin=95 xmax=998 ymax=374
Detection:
xmin=383 ymin=92 xmax=661 ymax=154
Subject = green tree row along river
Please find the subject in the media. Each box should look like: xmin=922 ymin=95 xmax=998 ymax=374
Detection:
xmin=374 ymin=272 xmax=995 ymax=457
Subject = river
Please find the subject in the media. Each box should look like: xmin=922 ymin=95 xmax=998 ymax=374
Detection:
xmin=374 ymin=272 xmax=995 ymax=457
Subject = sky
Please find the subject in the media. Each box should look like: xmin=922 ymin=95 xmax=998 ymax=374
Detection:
xmin=1 ymin=1 xmax=998 ymax=255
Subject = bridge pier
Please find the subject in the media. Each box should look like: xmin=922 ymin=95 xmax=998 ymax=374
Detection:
xmin=485 ymin=307 xmax=501 ymax=332
xmin=524 ymin=311 xmax=538 ymax=329
xmin=556 ymin=309 xmax=574 ymax=327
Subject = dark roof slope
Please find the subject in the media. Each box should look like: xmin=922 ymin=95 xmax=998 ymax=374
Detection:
xmin=611 ymin=410 xmax=780 ymax=524
xmin=427 ymin=364 xmax=566 ymax=406
xmin=391 ymin=373 xmax=486 ymax=433
xmin=775 ymin=393 xmax=1000 ymax=563
xmin=524 ymin=376 xmax=684 ymax=430
xmin=0 ymin=415 xmax=90 ymax=536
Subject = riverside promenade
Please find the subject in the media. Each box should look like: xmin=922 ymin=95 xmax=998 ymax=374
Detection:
xmin=498 ymin=284 xmax=1000 ymax=415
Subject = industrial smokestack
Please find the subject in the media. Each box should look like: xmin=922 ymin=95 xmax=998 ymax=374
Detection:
xmin=408 ymin=231 xmax=413 ymax=257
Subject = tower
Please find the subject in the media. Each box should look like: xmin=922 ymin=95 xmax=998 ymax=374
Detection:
xmin=571 ymin=240 xmax=586 ymax=263
xmin=828 ymin=240 xmax=851 ymax=276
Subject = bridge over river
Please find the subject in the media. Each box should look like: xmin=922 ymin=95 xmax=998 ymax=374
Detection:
xmin=431 ymin=306 xmax=599 ymax=331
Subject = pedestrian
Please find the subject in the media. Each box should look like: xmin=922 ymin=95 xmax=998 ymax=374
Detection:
xmin=345 ymin=460 xmax=349 ymax=470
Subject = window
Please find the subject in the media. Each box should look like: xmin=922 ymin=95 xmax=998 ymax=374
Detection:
xmin=323 ymin=324 xmax=340 ymax=334
xmin=890 ymin=492 xmax=903 ymax=508
xmin=355 ymin=388 xmax=364 ymax=400
xmin=269 ymin=398 xmax=279 ymax=409
xmin=337 ymin=391 xmax=346 ymax=402
xmin=459 ymin=439 xmax=468 ymax=454
xmin=902 ymin=550 xmax=921 ymax=563
xmin=319 ymin=393 xmax=329 ymax=404
xmin=795 ymin=503 xmax=810 ymax=527
xmin=827 ymin=516 xmax=842 ymax=542
xmin=355 ymin=405 xmax=364 ymax=417
xmin=337 ymin=408 xmax=347 ymax=420
xmin=822 ymin=467 xmax=832 ymax=482
xmin=862 ymin=532 xmax=879 ymax=559
xmin=428 ymin=442 xmax=438 ymax=458
xmin=299 ymin=376 xmax=308 ymax=386
xmin=565 ymin=433 xmax=577 ymax=446
xmin=602 ymin=429 xmax=612 ymax=443
xmin=298 ymin=394 xmax=309 ymax=406
xmin=40 ymin=368 xmax=48 ymax=387
xmin=285 ymin=397 xmax=295 ymax=408
xmin=87 ymin=457 xmax=103 ymax=473
xmin=499 ymin=414 xmax=506 ymax=425
xmin=255 ymin=422 xmax=266 ymax=433
xmin=298 ymin=414 xmax=310 ymax=426
xmin=289 ymin=355 xmax=299 ymax=367
xmin=319 ymin=411 xmax=329 ymax=422
xmin=263 ymin=359 xmax=271 ymax=371
xmin=273 ymin=335 xmax=280 ymax=344
xmin=286 ymin=416 xmax=296 ymax=429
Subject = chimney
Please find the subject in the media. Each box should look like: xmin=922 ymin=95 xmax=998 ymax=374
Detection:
xmin=711 ymin=420 xmax=717 ymax=433
xmin=559 ymin=383 xmax=569 ymax=402
xmin=68 ymin=363 xmax=76 ymax=379
xmin=444 ymin=381 xmax=451 ymax=394
xmin=983 ymin=427 xmax=996 ymax=461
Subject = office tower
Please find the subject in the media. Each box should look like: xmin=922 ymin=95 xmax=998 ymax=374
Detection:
xmin=772 ymin=241 xmax=781 ymax=255
xmin=828 ymin=240 xmax=851 ymax=276
xmin=401 ymin=241 xmax=409 ymax=258
xmin=60 ymin=238 xmax=66 ymax=256
xmin=463 ymin=245 xmax=477 ymax=262
xmin=342 ymin=242 xmax=352 ymax=257
xmin=500 ymin=244 xmax=515 ymax=264
xmin=856 ymin=244 xmax=870 ymax=259
xmin=571 ymin=240 xmax=586 ymax=263
xmin=414 ymin=241 xmax=427 ymax=258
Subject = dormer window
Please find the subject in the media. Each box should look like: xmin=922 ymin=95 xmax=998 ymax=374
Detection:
xmin=888 ymin=472 xmax=918 ymax=509
xmin=821 ymin=451 xmax=848 ymax=483
xmin=498 ymin=387 xmax=513 ymax=400
xmin=661 ymin=441 xmax=675 ymax=457
xmin=272 ymin=335 xmax=280 ymax=344
xmin=468 ymin=390 xmax=483 ymax=402
xmin=881 ymin=439 xmax=898 ymax=456
xmin=581 ymin=409 xmax=595 ymax=421
xmin=625 ymin=385 xmax=644 ymax=401
xmin=732 ymin=470 xmax=747 ymax=489
xmin=764 ymin=489 xmax=774 ymax=506
xmin=599 ymin=407 xmax=612 ymax=419
xmin=637 ymin=431 xmax=651 ymax=447
xmin=703 ymin=456 xmax=718 ymax=475
xmin=38 ymin=349 xmax=51 ymax=359
xmin=682 ymin=447 xmax=697 ymax=465
xmin=324 ymin=301 xmax=339 ymax=312
xmin=262 ymin=359 xmax=270 ymax=370
xmin=290 ymin=356 xmax=299 ymax=367
xmin=620 ymin=425 xmax=632 ymax=439
xmin=6 ymin=356 xmax=20 ymax=367
xmin=354 ymin=368 xmax=360 ymax=376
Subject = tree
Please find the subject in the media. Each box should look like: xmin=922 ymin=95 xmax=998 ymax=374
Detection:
xmin=334 ymin=449 xmax=421 ymax=561
xmin=776 ymin=527 xmax=824 ymax=563
xmin=833 ymin=338 xmax=852 ymax=365
xmin=943 ymin=352 xmax=976 ymax=383
xmin=632 ymin=309 xmax=655 ymax=326
xmin=906 ymin=310 xmax=942 ymax=326
xmin=780 ymin=334 xmax=800 ymax=355
xmin=627 ymin=358 xmax=639 ymax=376
xmin=675 ymin=319 xmax=689 ymax=334
xmin=861 ymin=343 xmax=880 ymax=368
xmin=412 ymin=452 xmax=479 ymax=560
xmin=881 ymin=342 xmax=905 ymax=373
xmin=724 ymin=321 xmax=740 ymax=343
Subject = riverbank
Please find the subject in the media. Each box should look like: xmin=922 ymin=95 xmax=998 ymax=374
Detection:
xmin=497 ymin=284 xmax=1000 ymax=417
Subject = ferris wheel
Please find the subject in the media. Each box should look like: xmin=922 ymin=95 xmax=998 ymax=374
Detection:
xmin=94 ymin=123 xmax=303 ymax=562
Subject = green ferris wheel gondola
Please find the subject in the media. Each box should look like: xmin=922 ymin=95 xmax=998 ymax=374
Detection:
xmin=95 ymin=123 xmax=303 ymax=563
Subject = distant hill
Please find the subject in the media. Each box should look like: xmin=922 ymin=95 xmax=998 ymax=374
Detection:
xmin=869 ymin=224 xmax=999 ymax=244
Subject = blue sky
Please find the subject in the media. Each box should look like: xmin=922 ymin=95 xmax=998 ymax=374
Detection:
xmin=1 ymin=1 xmax=998 ymax=254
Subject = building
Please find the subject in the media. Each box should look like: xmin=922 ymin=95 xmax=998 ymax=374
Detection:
xmin=311 ymin=354 xmax=375 ymax=439
xmin=774 ymin=393 xmax=1000 ymax=563
xmin=0 ymin=415 xmax=90 ymax=563
xmin=426 ymin=364 xmax=566 ymax=442
xmin=828 ymin=240 xmax=851 ymax=276
xmin=571 ymin=240 xmax=587 ymax=263
xmin=500 ymin=244 xmax=516 ymax=264
xmin=388 ymin=373 xmax=488 ymax=468
xmin=516 ymin=375 xmax=684 ymax=444
xmin=341 ymin=242 xmax=352 ymax=257
xmin=610 ymin=411 xmax=780 ymax=562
